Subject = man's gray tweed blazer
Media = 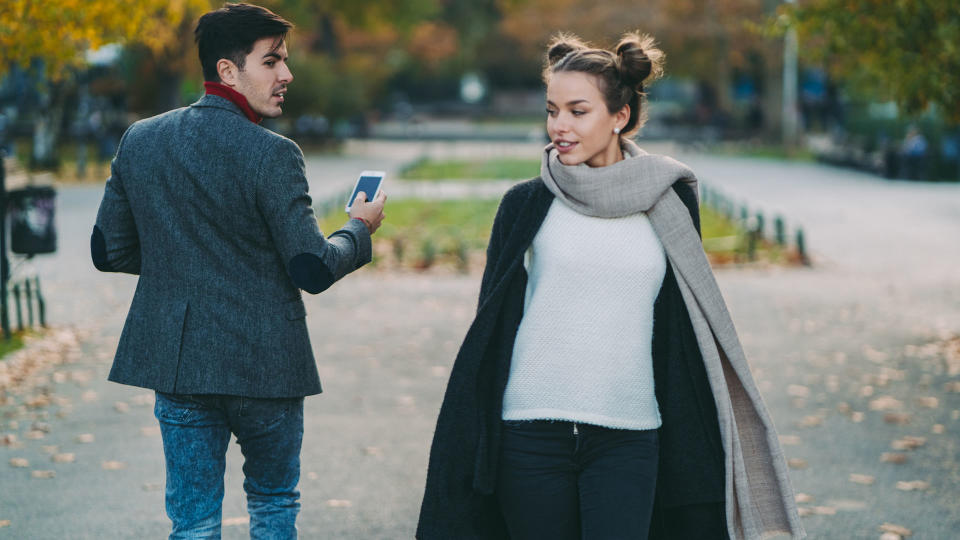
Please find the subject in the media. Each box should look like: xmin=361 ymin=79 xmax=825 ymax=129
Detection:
xmin=92 ymin=94 xmax=370 ymax=398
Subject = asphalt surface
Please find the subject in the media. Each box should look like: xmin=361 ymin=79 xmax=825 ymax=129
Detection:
xmin=2 ymin=141 xmax=959 ymax=539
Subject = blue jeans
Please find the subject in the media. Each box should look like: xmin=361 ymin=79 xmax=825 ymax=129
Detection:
xmin=497 ymin=420 xmax=659 ymax=540
xmin=154 ymin=392 xmax=304 ymax=540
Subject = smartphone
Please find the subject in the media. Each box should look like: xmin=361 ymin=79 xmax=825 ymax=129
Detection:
xmin=345 ymin=170 xmax=385 ymax=212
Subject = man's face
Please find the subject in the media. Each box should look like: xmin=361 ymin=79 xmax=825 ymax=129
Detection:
xmin=232 ymin=37 xmax=292 ymax=118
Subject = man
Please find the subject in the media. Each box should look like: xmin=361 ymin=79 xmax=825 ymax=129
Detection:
xmin=91 ymin=3 xmax=386 ymax=538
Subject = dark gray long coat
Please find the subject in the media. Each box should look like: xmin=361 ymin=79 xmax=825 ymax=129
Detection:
xmin=92 ymin=95 xmax=370 ymax=398
xmin=417 ymin=178 xmax=726 ymax=539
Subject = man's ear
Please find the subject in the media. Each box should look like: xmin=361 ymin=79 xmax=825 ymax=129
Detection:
xmin=217 ymin=58 xmax=239 ymax=86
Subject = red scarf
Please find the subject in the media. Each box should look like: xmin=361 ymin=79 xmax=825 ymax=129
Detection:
xmin=203 ymin=81 xmax=262 ymax=124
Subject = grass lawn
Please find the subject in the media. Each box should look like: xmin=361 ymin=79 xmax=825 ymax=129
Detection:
xmin=0 ymin=332 xmax=27 ymax=360
xmin=399 ymin=157 xmax=540 ymax=181
xmin=319 ymin=198 xmax=499 ymax=272
xmin=318 ymin=197 xmax=793 ymax=272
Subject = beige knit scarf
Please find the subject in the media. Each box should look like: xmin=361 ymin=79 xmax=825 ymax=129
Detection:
xmin=540 ymin=139 xmax=805 ymax=540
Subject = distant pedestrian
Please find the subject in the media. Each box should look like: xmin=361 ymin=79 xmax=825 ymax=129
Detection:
xmin=91 ymin=3 xmax=385 ymax=538
xmin=417 ymin=31 xmax=803 ymax=540
xmin=900 ymin=126 xmax=928 ymax=180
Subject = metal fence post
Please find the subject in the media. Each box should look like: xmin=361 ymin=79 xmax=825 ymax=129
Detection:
xmin=25 ymin=278 xmax=33 ymax=328
xmin=35 ymin=276 xmax=46 ymax=327
xmin=12 ymin=282 xmax=21 ymax=332
xmin=0 ymin=151 xmax=9 ymax=339
xmin=796 ymin=228 xmax=809 ymax=266
xmin=774 ymin=216 xmax=786 ymax=246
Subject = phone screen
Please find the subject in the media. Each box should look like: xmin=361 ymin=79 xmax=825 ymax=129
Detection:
xmin=347 ymin=175 xmax=383 ymax=209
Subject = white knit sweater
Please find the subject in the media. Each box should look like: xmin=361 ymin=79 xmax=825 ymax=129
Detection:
xmin=501 ymin=200 xmax=667 ymax=430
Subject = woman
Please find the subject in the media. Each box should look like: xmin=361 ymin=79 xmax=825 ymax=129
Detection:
xmin=417 ymin=32 xmax=804 ymax=540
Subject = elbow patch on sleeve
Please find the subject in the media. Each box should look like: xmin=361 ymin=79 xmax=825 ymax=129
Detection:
xmin=91 ymin=226 xmax=115 ymax=272
xmin=288 ymin=253 xmax=336 ymax=294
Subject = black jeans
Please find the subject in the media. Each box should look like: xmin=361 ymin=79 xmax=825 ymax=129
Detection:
xmin=497 ymin=420 xmax=659 ymax=540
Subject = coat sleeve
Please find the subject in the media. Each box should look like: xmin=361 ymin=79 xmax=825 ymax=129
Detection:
xmin=255 ymin=137 xmax=372 ymax=294
xmin=92 ymin=127 xmax=141 ymax=275
xmin=476 ymin=195 xmax=510 ymax=310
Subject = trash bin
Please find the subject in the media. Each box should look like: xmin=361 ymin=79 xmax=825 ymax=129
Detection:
xmin=8 ymin=186 xmax=57 ymax=255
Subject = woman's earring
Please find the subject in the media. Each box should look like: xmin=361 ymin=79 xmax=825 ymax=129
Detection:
xmin=613 ymin=127 xmax=621 ymax=134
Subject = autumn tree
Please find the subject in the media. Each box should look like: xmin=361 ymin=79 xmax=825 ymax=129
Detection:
xmin=783 ymin=0 xmax=960 ymax=125
xmin=496 ymin=0 xmax=780 ymax=129
xmin=0 ymin=0 xmax=211 ymax=167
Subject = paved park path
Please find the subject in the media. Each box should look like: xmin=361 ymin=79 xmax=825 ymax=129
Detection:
xmin=2 ymin=141 xmax=959 ymax=539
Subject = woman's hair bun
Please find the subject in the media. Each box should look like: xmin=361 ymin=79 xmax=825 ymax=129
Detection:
xmin=546 ymin=33 xmax=588 ymax=67
xmin=615 ymin=32 xmax=664 ymax=89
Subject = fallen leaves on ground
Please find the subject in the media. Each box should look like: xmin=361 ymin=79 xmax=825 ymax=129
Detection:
xmin=787 ymin=458 xmax=808 ymax=469
xmin=810 ymin=506 xmax=836 ymax=515
xmin=0 ymin=329 xmax=84 ymax=397
xmin=9 ymin=458 xmax=29 ymax=468
xmin=101 ymin=461 xmax=126 ymax=470
xmin=75 ymin=434 xmax=95 ymax=444
xmin=895 ymin=481 xmax=930 ymax=491
xmin=795 ymin=493 xmax=814 ymax=503
xmin=325 ymin=499 xmax=352 ymax=508
xmin=51 ymin=453 xmax=75 ymax=463
xmin=869 ymin=396 xmax=904 ymax=411
xmin=880 ymin=453 xmax=908 ymax=464
xmin=879 ymin=523 xmax=912 ymax=536
xmin=849 ymin=474 xmax=875 ymax=485
xmin=891 ymin=436 xmax=926 ymax=450
xmin=915 ymin=396 xmax=939 ymax=408
xmin=884 ymin=413 xmax=911 ymax=425
xmin=223 ymin=517 xmax=249 ymax=526
xmin=862 ymin=345 xmax=889 ymax=363
xmin=113 ymin=401 xmax=130 ymax=413
xmin=0 ymin=520 xmax=10 ymax=527
xmin=31 ymin=470 xmax=55 ymax=479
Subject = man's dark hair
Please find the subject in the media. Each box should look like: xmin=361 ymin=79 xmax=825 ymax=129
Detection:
xmin=194 ymin=3 xmax=294 ymax=82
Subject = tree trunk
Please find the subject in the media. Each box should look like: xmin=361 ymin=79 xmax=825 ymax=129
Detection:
xmin=31 ymin=82 xmax=66 ymax=170
xmin=313 ymin=14 xmax=340 ymax=58
xmin=762 ymin=40 xmax=784 ymax=140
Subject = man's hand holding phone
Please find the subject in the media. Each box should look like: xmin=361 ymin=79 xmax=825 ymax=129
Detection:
xmin=349 ymin=190 xmax=387 ymax=234
xmin=346 ymin=171 xmax=386 ymax=234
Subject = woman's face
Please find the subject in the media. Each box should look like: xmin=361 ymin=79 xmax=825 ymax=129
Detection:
xmin=546 ymin=71 xmax=628 ymax=168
